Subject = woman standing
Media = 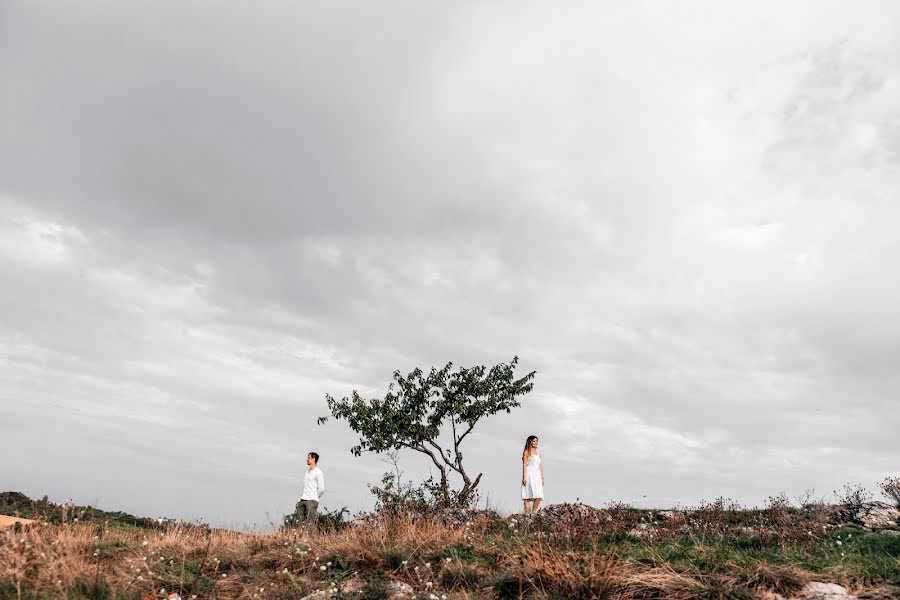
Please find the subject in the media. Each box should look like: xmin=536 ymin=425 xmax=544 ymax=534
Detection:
xmin=521 ymin=435 xmax=544 ymax=513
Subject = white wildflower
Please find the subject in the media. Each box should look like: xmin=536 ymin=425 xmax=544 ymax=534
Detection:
xmin=319 ymin=565 xmax=327 ymax=571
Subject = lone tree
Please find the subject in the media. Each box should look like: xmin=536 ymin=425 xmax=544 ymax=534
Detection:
xmin=319 ymin=356 xmax=535 ymax=507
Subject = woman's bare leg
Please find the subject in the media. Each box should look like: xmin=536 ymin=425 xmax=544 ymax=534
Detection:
xmin=523 ymin=500 xmax=531 ymax=513
xmin=532 ymin=499 xmax=541 ymax=512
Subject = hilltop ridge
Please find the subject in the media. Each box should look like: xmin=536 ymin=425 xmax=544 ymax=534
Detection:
xmin=0 ymin=491 xmax=163 ymax=529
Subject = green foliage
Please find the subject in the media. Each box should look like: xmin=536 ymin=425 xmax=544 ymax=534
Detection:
xmin=368 ymin=469 xmax=444 ymax=514
xmin=0 ymin=492 xmax=156 ymax=529
xmin=321 ymin=356 xmax=535 ymax=507
xmin=440 ymin=543 xmax=476 ymax=561
xmin=382 ymin=549 xmax=409 ymax=570
xmin=362 ymin=570 xmax=389 ymax=600
xmin=440 ymin=566 xmax=481 ymax=589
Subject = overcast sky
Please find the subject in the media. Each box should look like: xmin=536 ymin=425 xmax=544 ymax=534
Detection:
xmin=1 ymin=1 xmax=898 ymax=527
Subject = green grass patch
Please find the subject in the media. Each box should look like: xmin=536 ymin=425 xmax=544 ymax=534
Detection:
xmin=362 ymin=570 xmax=389 ymax=600
xmin=382 ymin=549 xmax=409 ymax=570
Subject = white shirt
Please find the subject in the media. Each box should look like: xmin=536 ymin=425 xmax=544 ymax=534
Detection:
xmin=300 ymin=466 xmax=325 ymax=501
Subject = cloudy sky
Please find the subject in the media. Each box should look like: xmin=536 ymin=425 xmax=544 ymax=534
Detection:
xmin=1 ymin=1 xmax=898 ymax=527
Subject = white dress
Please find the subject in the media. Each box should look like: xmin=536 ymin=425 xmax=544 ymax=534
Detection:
xmin=521 ymin=453 xmax=544 ymax=500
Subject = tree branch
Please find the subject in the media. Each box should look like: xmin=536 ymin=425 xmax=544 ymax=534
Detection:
xmin=456 ymin=422 xmax=476 ymax=447
xmin=407 ymin=441 xmax=448 ymax=481
xmin=425 ymin=439 xmax=463 ymax=475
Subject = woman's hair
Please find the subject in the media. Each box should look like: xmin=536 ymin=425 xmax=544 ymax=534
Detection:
xmin=522 ymin=435 xmax=538 ymax=459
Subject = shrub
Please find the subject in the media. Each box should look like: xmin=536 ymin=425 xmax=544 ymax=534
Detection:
xmin=368 ymin=470 xmax=443 ymax=515
xmin=835 ymin=483 xmax=873 ymax=508
xmin=282 ymin=505 xmax=350 ymax=532
xmin=878 ymin=476 xmax=900 ymax=508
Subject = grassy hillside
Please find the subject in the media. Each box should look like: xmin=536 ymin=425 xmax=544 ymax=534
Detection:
xmin=1 ymin=493 xmax=899 ymax=599
xmin=0 ymin=491 xmax=161 ymax=530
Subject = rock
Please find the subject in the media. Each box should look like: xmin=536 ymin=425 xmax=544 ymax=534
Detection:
xmin=834 ymin=502 xmax=900 ymax=530
xmin=858 ymin=502 xmax=900 ymax=529
xmin=386 ymin=580 xmax=414 ymax=599
xmin=759 ymin=592 xmax=786 ymax=600
xmin=628 ymin=522 xmax=655 ymax=538
xmin=795 ymin=582 xmax=857 ymax=600
xmin=530 ymin=503 xmax=607 ymax=529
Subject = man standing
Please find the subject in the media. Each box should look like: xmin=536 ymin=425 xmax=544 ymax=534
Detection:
xmin=297 ymin=452 xmax=325 ymax=527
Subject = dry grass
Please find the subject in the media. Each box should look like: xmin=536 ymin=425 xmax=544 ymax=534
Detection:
xmin=2 ymin=505 xmax=898 ymax=600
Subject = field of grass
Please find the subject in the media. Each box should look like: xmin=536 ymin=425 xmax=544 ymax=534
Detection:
xmin=2 ymin=496 xmax=899 ymax=600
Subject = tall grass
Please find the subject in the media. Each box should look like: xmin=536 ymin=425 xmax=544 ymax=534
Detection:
xmin=1 ymin=502 xmax=898 ymax=599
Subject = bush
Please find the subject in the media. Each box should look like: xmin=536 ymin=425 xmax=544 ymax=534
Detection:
xmin=282 ymin=505 xmax=350 ymax=532
xmin=835 ymin=483 xmax=873 ymax=508
xmin=368 ymin=471 xmax=442 ymax=515
xmin=878 ymin=476 xmax=900 ymax=507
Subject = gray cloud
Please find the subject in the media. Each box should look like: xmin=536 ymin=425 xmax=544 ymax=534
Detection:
xmin=1 ymin=1 xmax=899 ymax=525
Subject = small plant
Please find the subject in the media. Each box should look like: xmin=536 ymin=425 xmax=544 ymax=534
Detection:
xmin=766 ymin=492 xmax=791 ymax=511
xmin=317 ymin=506 xmax=351 ymax=532
xmin=835 ymin=483 xmax=873 ymax=508
xmin=383 ymin=549 xmax=409 ymax=570
xmin=362 ymin=569 xmax=389 ymax=600
xmin=368 ymin=455 xmax=444 ymax=515
xmin=878 ymin=476 xmax=900 ymax=508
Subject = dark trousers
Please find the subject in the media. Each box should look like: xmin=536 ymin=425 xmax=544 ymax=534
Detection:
xmin=298 ymin=499 xmax=319 ymax=525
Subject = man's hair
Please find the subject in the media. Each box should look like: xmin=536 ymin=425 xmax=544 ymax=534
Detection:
xmin=308 ymin=452 xmax=320 ymax=464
